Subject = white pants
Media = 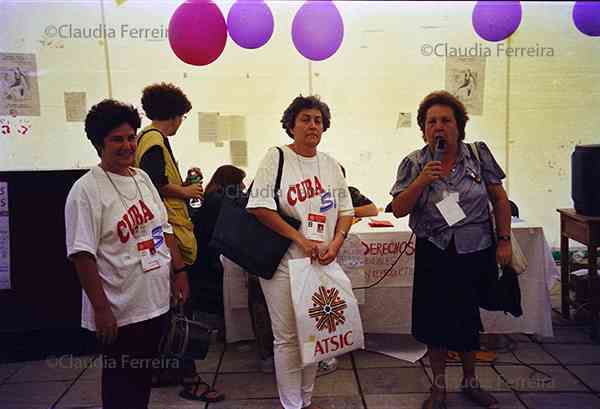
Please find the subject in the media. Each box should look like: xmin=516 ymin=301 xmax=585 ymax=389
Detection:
xmin=260 ymin=267 xmax=317 ymax=409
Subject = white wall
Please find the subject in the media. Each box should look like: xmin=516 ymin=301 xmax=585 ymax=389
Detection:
xmin=2 ymin=0 xmax=599 ymax=247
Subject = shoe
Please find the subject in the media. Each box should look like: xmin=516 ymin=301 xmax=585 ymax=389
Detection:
xmin=317 ymin=357 xmax=338 ymax=376
xmin=260 ymin=356 xmax=275 ymax=374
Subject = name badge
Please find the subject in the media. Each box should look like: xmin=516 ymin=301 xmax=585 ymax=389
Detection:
xmin=435 ymin=195 xmax=466 ymax=227
xmin=306 ymin=213 xmax=327 ymax=242
xmin=137 ymin=234 xmax=160 ymax=273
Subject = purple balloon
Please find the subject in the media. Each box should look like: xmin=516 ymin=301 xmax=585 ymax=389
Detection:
xmin=573 ymin=1 xmax=600 ymax=37
xmin=472 ymin=1 xmax=522 ymax=42
xmin=292 ymin=0 xmax=344 ymax=61
xmin=227 ymin=0 xmax=274 ymax=49
xmin=168 ymin=0 xmax=227 ymax=66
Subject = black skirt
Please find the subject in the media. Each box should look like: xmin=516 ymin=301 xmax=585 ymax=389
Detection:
xmin=412 ymin=237 xmax=497 ymax=352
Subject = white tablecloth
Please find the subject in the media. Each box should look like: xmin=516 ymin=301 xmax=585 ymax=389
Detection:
xmin=223 ymin=214 xmax=558 ymax=343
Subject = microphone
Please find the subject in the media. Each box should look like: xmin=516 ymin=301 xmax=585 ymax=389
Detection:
xmin=433 ymin=136 xmax=446 ymax=162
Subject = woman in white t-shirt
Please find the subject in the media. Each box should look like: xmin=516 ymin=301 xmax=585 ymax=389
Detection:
xmin=65 ymin=99 xmax=190 ymax=409
xmin=247 ymin=95 xmax=354 ymax=409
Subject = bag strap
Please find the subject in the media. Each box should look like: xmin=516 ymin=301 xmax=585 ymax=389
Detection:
xmin=247 ymin=147 xmax=285 ymax=211
xmin=274 ymin=147 xmax=284 ymax=212
xmin=467 ymin=142 xmax=498 ymax=245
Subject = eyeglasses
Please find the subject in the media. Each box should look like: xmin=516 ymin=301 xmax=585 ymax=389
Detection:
xmin=182 ymin=114 xmax=188 ymax=121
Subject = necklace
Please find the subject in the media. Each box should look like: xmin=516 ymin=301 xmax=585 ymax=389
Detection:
xmin=103 ymin=167 xmax=144 ymax=212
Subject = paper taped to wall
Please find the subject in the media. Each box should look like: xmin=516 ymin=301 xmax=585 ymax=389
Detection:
xmin=64 ymin=92 xmax=87 ymax=122
xmin=199 ymin=112 xmax=219 ymax=142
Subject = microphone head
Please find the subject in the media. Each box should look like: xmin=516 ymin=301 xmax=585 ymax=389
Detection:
xmin=433 ymin=136 xmax=446 ymax=161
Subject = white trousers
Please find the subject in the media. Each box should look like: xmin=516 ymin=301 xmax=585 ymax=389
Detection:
xmin=260 ymin=267 xmax=318 ymax=409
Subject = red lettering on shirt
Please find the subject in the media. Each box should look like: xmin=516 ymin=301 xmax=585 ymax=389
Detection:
xmin=117 ymin=220 xmax=129 ymax=243
xmin=286 ymin=176 xmax=325 ymax=206
xmin=288 ymin=186 xmax=298 ymax=206
xmin=115 ymin=200 xmax=155 ymax=243
xmin=139 ymin=200 xmax=154 ymax=223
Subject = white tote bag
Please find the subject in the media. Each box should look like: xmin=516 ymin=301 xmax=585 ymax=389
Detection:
xmin=289 ymin=258 xmax=365 ymax=367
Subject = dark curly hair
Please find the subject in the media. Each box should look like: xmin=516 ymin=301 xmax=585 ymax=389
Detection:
xmin=280 ymin=95 xmax=331 ymax=138
xmin=85 ymin=99 xmax=141 ymax=157
xmin=141 ymin=82 xmax=192 ymax=120
xmin=417 ymin=90 xmax=469 ymax=141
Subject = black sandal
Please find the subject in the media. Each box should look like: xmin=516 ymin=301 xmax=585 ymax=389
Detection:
xmin=179 ymin=380 xmax=225 ymax=402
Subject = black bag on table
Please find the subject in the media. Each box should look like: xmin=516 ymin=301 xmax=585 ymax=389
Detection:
xmin=209 ymin=147 xmax=301 ymax=279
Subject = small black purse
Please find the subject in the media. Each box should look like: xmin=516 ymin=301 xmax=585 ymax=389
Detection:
xmin=209 ymin=147 xmax=301 ymax=279
xmin=479 ymin=264 xmax=523 ymax=317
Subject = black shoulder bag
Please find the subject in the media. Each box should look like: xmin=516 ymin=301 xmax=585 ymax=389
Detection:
xmin=467 ymin=142 xmax=523 ymax=317
xmin=209 ymin=147 xmax=301 ymax=279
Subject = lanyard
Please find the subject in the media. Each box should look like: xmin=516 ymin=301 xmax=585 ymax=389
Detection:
xmin=295 ymin=150 xmax=321 ymax=214
xmin=103 ymin=167 xmax=144 ymax=214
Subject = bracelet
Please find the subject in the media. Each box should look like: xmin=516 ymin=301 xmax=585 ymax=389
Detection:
xmin=173 ymin=265 xmax=188 ymax=275
xmin=497 ymin=235 xmax=511 ymax=242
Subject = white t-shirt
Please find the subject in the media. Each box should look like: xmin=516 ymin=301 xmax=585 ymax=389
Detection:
xmin=247 ymin=146 xmax=354 ymax=274
xmin=65 ymin=166 xmax=173 ymax=330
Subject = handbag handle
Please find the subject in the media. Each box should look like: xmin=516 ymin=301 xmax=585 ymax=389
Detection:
xmin=247 ymin=146 xmax=286 ymax=213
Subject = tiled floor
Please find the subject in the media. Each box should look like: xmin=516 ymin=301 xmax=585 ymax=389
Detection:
xmin=2 ymin=289 xmax=600 ymax=409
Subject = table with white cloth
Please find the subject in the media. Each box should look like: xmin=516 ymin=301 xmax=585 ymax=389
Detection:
xmin=223 ymin=213 xmax=558 ymax=343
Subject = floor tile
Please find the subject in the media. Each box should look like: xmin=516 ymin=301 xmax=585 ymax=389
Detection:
xmin=519 ymin=392 xmax=600 ymax=409
xmin=207 ymin=399 xmax=280 ymax=409
xmin=446 ymin=391 xmax=526 ymax=408
xmin=352 ymin=350 xmax=418 ymax=368
xmin=357 ymin=367 xmax=430 ymax=394
xmin=495 ymin=365 xmax=588 ymax=392
xmin=494 ymin=342 xmax=559 ymax=365
xmin=0 ymin=380 xmax=71 ymax=407
xmin=364 ymin=393 xmax=429 ymax=409
xmin=311 ymin=396 xmax=364 ymax=409
xmin=54 ymin=380 xmax=101 ymax=408
xmin=543 ymin=344 xmax=600 ymax=364
xmin=567 ymin=365 xmax=600 ymax=392
xmin=213 ymin=372 xmax=278 ymax=400
xmin=0 ymin=362 xmax=27 ymax=384
xmin=505 ymin=333 xmax=533 ymax=343
xmin=313 ymin=369 xmax=360 ymax=396
xmin=220 ymin=344 xmax=263 ymax=373
xmin=7 ymin=356 xmax=92 ymax=383
xmin=538 ymin=326 xmax=595 ymax=344
xmin=437 ymin=366 xmax=511 ymax=392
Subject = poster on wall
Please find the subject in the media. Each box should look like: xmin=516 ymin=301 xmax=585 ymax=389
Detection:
xmin=0 ymin=182 xmax=10 ymax=290
xmin=198 ymin=112 xmax=219 ymax=143
xmin=445 ymin=56 xmax=485 ymax=115
xmin=217 ymin=115 xmax=246 ymax=142
xmin=0 ymin=53 xmax=41 ymax=117
xmin=64 ymin=92 xmax=87 ymax=122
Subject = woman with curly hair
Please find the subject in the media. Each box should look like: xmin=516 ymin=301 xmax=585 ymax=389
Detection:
xmin=135 ymin=82 xmax=223 ymax=403
xmin=247 ymin=95 xmax=354 ymax=409
xmin=390 ymin=91 xmax=511 ymax=409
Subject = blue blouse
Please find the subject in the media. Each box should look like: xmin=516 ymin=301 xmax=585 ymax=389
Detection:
xmin=390 ymin=141 xmax=506 ymax=254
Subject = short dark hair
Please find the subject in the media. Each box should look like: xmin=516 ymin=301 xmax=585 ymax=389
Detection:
xmin=280 ymin=95 xmax=331 ymax=138
xmin=141 ymin=82 xmax=192 ymax=121
xmin=416 ymin=90 xmax=469 ymax=141
xmin=85 ymin=99 xmax=141 ymax=157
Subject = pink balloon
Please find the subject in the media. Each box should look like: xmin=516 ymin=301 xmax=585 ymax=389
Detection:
xmin=169 ymin=0 xmax=227 ymax=66
xmin=227 ymin=0 xmax=274 ymax=49
xmin=292 ymin=0 xmax=344 ymax=61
